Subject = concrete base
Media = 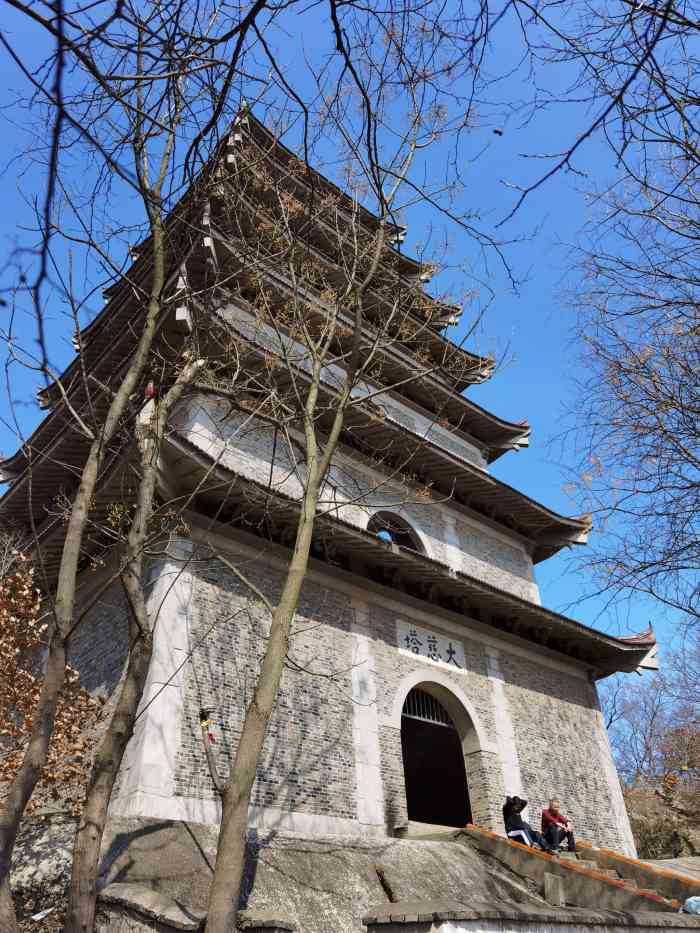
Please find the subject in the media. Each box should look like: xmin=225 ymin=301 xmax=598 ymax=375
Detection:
xmin=543 ymin=873 xmax=566 ymax=907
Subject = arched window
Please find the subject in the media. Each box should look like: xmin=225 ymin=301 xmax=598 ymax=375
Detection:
xmin=367 ymin=511 xmax=424 ymax=553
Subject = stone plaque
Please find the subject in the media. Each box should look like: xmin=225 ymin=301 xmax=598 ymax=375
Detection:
xmin=397 ymin=620 xmax=466 ymax=671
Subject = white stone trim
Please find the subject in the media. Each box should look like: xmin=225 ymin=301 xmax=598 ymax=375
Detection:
xmin=350 ymin=597 xmax=386 ymax=829
xmin=485 ymin=647 xmax=524 ymax=804
xmin=187 ymin=520 xmax=591 ymax=680
xmin=109 ymin=539 xmax=195 ymax=817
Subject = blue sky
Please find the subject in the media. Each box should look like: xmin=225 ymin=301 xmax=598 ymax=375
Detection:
xmin=0 ymin=3 xmax=676 ymax=659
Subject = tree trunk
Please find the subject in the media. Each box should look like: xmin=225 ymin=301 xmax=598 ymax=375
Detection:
xmin=64 ymin=358 xmax=204 ymax=933
xmin=62 ymin=631 xmax=153 ymax=933
xmin=0 ymin=866 xmax=19 ymax=933
xmin=0 ymin=634 xmax=66 ymax=932
xmin=0 ymin=213 xmax=167 ymax=926
xmin=204 ymin=507 xmax=317 ymax=933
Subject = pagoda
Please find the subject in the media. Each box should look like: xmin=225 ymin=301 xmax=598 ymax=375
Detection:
xmin=0 ymin=110 xmax=657 ymax=858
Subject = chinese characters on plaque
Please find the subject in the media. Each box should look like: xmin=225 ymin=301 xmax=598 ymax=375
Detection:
xmin=396 ymin=620 xmax=466 ymax=670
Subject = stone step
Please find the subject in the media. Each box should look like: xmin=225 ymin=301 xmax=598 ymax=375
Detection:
xmin=557 ymin=856 xmax=674 ymax=904
xmin=395 ymin=821 xmax=461 ymax=840
xmin=554 ymin=852 xmax=621 ymax=879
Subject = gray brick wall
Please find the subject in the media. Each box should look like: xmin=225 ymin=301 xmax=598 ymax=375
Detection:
xmin=498 ymin=651 xmax=630 ymax=851
xmin=68 ymin=581 xmax=129 ymax=694
xmin=378 ymin=725 xmax=407 ymax=829
xmin=176 ymin=394 xmax=539 ymax=603
xmin=464 ymin=749 xmax=504 ymax=829
xmin=70 ymin=544 xmax=633 ymax=852
xmin=174 ymin=557 xmax=357 ymax=820
xmin=370 ymin=604 xmax=497 ymax=735
xmin=370 ymin=603 xmax=503 ymax=831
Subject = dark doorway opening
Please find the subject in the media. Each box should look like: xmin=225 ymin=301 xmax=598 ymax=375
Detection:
xmin=401 ymin=687 xmax=472 ymax=827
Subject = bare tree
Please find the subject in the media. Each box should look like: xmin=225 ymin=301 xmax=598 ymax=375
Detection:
xmin=603 ymin=636 xmax=699 ymax=784
xmin=600 ymin=634 xmax=699 ymax=856
xmin=0 ymin=4 xmax=236 ymax=928
xmin=186 ymin=105 xmax=492 ymax=929
xmin=564 ymin=147 xmax=700 ymax=628
xmin=0 ymin=6 xmax=501 ymax=932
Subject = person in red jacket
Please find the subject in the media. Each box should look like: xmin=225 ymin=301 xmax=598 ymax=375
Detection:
xmin=541 ymin=798 xmax=576 ymax=852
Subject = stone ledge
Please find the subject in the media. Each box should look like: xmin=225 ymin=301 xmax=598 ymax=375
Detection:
xmin=362 ymin=899 xmax=700 ymax=928
xmin=98 ymin=882 xmax=206 ymax=931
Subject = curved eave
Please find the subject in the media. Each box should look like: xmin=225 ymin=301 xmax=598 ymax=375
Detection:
xmin=0 ymin=340 xmax=572 ymax=559
xmin=209 ymin=227 xmax=493 ymax=390
xmin=340 ymin=413 xmax=591 ymax=561
xmin=165 ymin=434 xmax=655 ymax=677
xmin=243 ymin=114 xmax=420 ymax=275
xmin=201 ymin=331 xmax=585 ymax=557
xmin=0 ymin=292 xmax=163 ymax=491
xmin=214 ymin=296 xmax=525 ymax=453
xmin=0 ymin=444 xmax=134 ymax=585
xmin=375 ymin=373 xmax=532 ymax=460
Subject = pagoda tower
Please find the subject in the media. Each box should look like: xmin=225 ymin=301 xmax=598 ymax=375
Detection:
xmin=0 ymin=111 xmax=657 ymax=858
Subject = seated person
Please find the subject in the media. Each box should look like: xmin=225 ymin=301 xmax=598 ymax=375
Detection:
xmin=541 ymin=798 xmax=576 ymax=852
xmin=503 ymin=796 xmax=555 ymax=853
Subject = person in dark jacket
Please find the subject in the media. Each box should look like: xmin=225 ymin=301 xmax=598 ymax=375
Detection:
xmin=503 ymin=796 xmax=555 ymax=853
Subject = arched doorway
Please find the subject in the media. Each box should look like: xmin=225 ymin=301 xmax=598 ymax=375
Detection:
xmin=401 ymin=687 xmax=472 ymax=827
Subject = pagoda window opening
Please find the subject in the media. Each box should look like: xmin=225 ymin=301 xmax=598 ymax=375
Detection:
xmin=367 ymin=511 xmax=424 ymax=554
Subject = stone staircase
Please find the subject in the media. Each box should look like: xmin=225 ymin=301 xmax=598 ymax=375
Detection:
xmin=554 ymin=850 xmax=666 ymax=899
xmin=556 ymin=849 xmax=677 ymax=896
xmin=406 ymin=822 xmax=697 ymax=913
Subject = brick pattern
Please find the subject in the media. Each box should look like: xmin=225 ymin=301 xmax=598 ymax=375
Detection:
xmin=375 ymin=392 xmax=486 ymax=469
xmin=370 ymin=604 xmax=496 ymax=733
xmin=376 ymin=724 xmax=406 ymax=830
xmin=464 ymin=749 xmax=504 ymax=829
xmin=68 ymin=581 xmax=129 ymax=694
xmin=67 ymin=554 xmax=634 ymax=852
xmin=212 ymin=310 xmax=488 ymax=471
xmin=498 ymin=651 xmax=630 ymax=852
xmin=174 ymin=558 xmax=357 ymax=820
